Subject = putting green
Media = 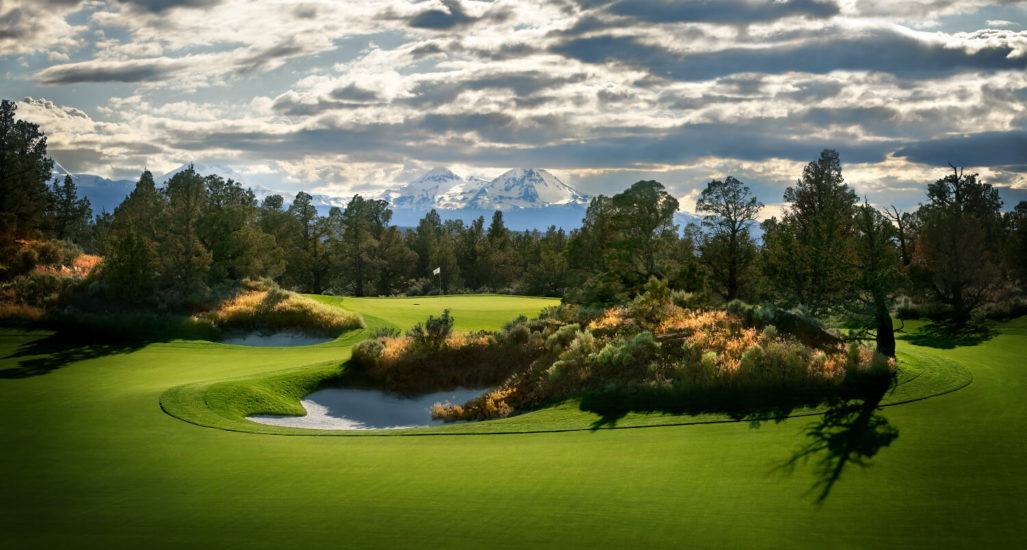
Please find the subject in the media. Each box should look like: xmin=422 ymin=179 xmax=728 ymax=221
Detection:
xmin=1 ymin=297 xmax=1024 ymax=549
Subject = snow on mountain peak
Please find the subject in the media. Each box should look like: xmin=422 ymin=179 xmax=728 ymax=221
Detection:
xmin=383 ymin=167 xmax=590 ymax=211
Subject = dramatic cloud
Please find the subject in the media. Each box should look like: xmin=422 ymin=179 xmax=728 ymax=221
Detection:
xmin=896 ymin=130 xmax=1027 ymax=168
xmin=551 ymin=28 xmax=1027 ymax=81
xmin=2 ymin=0 xmax=1026 ymax=209
xmin=606 ymin=0 xmax=840 ymax=24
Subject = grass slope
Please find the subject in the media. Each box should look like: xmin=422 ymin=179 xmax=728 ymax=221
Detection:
xmin=1 ymin=297 xmax=1024 ymax=549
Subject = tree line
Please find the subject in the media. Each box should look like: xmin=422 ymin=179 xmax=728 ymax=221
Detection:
xmin=3 ymin=99 xmax=1026 ymax=350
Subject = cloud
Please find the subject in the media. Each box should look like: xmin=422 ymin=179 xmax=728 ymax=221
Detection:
xmin=408 ymin=0 xmax=475 ymax=29
xmin=606 ymin=0 xmax=840 ymax=24
xmin=895 ymin=130 xmax=1027 ymax=168
xmin=552 ymin=27 xmax=1027 ymax=81
xmin=116 ymin=0 xmax=224 ymax=14
xmin=0 ymin=0 xmax=85 ymax=56
xmin=232 ymin=40 xmax=308 ymax=76
xmin=9 ymin=0 xmax=1027 ymax=202
xmin=34 ymin=59 xmax=179 ymax=84
xmin=330 ymin=84 xmax=381 ymax=102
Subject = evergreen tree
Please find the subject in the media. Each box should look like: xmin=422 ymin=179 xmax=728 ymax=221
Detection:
xmin=1003 ymin=201 xmax=1027 ymax=285
xmin=695 ymin=176 xmax=762 ymax=300
xmin=45 ymin=175 xmax=93 ymax=242
xmin=199 ymin=175 xmax=275 ymax=283
xmin=160 ymin=166 xmax=212 ymax=296
xmin=457 ymin=216 xmax=487 ymax=290
xmin=376 ymin=226 xmax=417 ymax=295
xmin=762 ymin=149 xmax=859 ymax=313
xmin=911 ymin=166 xmax=1003 ymax=326
xmin=410 ymin=209 xmax=445 ymax=278
xmin=339 ymin=195 xmax=390 ymax=296
xmin=609 ymin=180 xmax=679 ymax=284
xmin=285 ymin=191 xmax=328 ymax=292
xmin=256 ymin=194 xmax=295 ymax=281
xmin=522 ymin=226 xmax=569 ymax=296
xmin=0 ymin=99 xmax=53 ymax=236
xmin=102 ymin=229 xmax=158 ymax=304
xmin=113 ymin=170 xmax=164 ymax=242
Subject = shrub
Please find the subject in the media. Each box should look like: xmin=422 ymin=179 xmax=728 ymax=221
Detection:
xmin=208 ymin=287 xmax=364 ymax=336
xmin=537 ymin=304 xmax=579 ymax=323
xmin=352 ymin=338 xmax=386 ymax=367
xmin=406 ymin=309 xmax=454 ymax=352
xmin=544 ymin=323 xmax=580 ymax=354
xmin=0 ymin=302 xmax=45 ymax=322
xmin=630 ymin=276 xmax=673 ymax=328
xmin=369 ymin=326 xmax=401 ymax=339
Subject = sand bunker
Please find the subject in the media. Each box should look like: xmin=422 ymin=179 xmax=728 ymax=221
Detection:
xmin=247 ymin=387 xmax=487 ymax=430
xmin=220 ymin=332 xmax=333 ymax=347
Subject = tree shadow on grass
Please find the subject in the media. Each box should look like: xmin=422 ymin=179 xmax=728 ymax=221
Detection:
xmin=578 ymin=375 xmax=894 ymax=432
xmin=774 ymin=381 xmax=898 ymax=504
xmin=0 ymin=332 xmax=147 ymax=379
xmin=577 ymin=376 xmax=899 ymax=503
xmin=899 ymin=321 xmax=996 ymax=349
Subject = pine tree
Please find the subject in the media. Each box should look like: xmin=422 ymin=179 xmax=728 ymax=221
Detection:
xmin=0 ymin=99 xmax=53 ymax=236
xmin=762 ymin=149 xmax=859 ymax=313
xmin=46 ymin=174 xmax=92 ymax=242
xmin=695 ymin=176 xmax=762 ymax=300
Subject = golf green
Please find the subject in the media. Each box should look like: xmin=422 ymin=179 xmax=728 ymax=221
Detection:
xmin=1 ymin=296 xmax=1024 ymax=549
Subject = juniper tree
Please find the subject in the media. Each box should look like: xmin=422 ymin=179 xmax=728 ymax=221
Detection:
xmin=695 ymin=176 xmax=762 ymax=300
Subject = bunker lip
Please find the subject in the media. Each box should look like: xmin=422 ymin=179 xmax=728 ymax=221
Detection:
xmin=220 ymin=331 xmax=334 ymax=347
xmin=247 ymin=387 xmax=488 ymax=430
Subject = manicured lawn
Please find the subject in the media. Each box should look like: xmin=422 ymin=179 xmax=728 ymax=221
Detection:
xmin=1 ymin=297 xmax=1024 ymax=549
xmin=310 ymin=294 xmax=560 ymax=332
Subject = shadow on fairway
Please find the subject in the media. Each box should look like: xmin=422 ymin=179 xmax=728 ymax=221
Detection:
xmin=579 ymin=374 xmax=897 ymax=433
xmin=776 ymin=381 xmax=899 ymax=504
xmin=0 ymin=332 xmax=148 ymax=379
xmin=899 ymin=321 xmax=996 ymax=349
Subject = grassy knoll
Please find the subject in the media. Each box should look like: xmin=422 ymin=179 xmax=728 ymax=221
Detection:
xmin=1 ymin=297 xmax=1024 ymax=549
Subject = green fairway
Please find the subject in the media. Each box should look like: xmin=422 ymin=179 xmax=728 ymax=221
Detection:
xmin=309 ymin=293 xmax=560 ymax=331
xmin=1 ymin=296 xmax=1024 ymax=549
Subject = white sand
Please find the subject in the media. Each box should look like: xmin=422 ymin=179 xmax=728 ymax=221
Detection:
xmin=220 ymin=332 xmax=332 ymax=347
xmin=247 ymin=387 xmax=487 ymax=430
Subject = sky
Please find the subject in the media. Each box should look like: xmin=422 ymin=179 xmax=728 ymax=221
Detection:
xmin=2 ymin=0 xmax=1027 ymax=216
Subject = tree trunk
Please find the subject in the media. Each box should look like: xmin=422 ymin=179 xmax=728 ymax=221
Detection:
xmin=874 ymin=300 xmax=895 ymax=358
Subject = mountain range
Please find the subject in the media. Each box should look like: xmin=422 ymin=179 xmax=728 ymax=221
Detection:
xmin=53 ymin=162 xmax=697 ymax=231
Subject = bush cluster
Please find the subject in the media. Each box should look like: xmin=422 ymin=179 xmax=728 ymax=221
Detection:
xmin=425 ymin=280 xmax=894 ymax=422
xmin=203 ymin=282 xmax=364 ymax=337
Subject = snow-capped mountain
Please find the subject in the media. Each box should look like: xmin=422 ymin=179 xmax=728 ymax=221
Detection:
xmin=49 ymin=160 xmax=136 ymax=214
xmin=384 ymin=167 xmax=465 ymax=209
xmin=467 ymin=168 xmax=589 ymax=210
xmin=382 ymin=167 xmax=590 ymax=211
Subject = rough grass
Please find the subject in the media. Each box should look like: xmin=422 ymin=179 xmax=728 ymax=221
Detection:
xmin=205 ymin=288 xmax=364 ymax=337
xmin=1 ymin=297 xmax=1024 ymax=550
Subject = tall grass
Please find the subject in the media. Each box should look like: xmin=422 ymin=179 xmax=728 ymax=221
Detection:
xmin=205 ymin=287 xmax=364 ymax=337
